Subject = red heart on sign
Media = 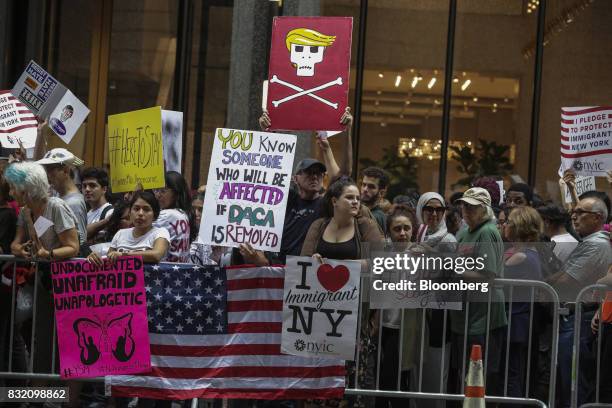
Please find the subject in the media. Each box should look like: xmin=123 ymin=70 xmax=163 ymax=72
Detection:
xmin=317 ymin=264 xmax=350 ymax=292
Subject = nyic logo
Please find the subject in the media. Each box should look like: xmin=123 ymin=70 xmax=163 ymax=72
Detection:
xmin=294 ymin=339 xmax=306 ymax=351
xmin=573 ymin=160 xmax=583 ymax=171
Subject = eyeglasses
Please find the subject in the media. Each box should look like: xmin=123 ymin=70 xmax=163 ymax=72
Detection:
xmin=423 ymin=206 xmax=446 ymax=214
xmin=571 ymin=208 xmax=600 ymax=217
xmin=153 ymin=188 xmax=171 ymax=195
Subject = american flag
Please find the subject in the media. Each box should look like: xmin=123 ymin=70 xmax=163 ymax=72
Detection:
xmin=107 ymin=263 xmax=345 ymax=400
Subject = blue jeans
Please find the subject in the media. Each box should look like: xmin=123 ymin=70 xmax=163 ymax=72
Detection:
xmin=558 ymin=311 xmax=595 ymax=407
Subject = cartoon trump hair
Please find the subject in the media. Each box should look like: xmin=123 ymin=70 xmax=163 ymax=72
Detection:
xmin=285 ymin=28 xmax=336 ymax=77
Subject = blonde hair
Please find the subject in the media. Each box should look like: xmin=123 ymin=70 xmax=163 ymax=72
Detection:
xmin=507 ymin=206 xmax=543 ymax=242
xmin=285 ymin=28 xmax=336 ymax=51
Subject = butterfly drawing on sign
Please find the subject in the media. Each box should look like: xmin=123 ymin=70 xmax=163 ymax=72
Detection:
xmin=73 ymin=312 xmax=136 ymax=365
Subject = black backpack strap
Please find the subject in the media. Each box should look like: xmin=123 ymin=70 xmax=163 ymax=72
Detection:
xmin=99 ymin=204 xmax=113 ymax=221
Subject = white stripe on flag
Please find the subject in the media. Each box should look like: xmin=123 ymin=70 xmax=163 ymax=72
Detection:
xmin=151 ymin=355 xmax=344 ymax=369
xmin=149 ymin=333 xmax=280 ymax=346
xmin=228 ymin=310 xmax=281 ymax=323
xmin=109 ymin=375 xmax=344 ymax=390
xmin=226 ymin=267 xmax=284 ymax=280
xmin=227 ymin=288 xmax=284 ymax=301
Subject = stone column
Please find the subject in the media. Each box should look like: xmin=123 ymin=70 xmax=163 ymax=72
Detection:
xmin=226 ymin=0 xmax=273 ymax=131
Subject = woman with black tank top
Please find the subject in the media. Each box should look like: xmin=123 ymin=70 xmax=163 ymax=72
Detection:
xmin=301 ymin=177 xmax=383 ymax=408
xmin=301 ymin=177 xmax=382 ymax=261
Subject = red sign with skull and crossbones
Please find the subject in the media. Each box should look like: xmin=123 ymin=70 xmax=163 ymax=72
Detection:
xmin=266 ymin=17 xmax=353 ymax=131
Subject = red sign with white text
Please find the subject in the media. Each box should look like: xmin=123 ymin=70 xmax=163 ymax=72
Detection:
xmin=267 ymin=17 xmax=353 ymax=131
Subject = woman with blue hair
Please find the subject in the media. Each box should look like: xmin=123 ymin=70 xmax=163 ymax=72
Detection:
xmin=5 ymin=161 xmax=79 ymax=260
xmin=4 ymin=161 xmax=80 ymax=382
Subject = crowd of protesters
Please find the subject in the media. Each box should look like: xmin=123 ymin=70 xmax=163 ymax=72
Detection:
xmin=0 ymin=110 xmax=610 ymax=408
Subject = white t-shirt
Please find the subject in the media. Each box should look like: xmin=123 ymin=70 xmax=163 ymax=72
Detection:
xmin=110 ymin=227 xmax=171 ymax=257
xmin=551 ymin=232 xmax=579 ymax=262
xmin=87 ymin=202 xmax=114 ymax=224
xmin=154 ymin=209 xmax=191 ymax=262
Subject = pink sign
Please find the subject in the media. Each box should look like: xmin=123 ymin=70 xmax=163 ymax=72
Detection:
xmin=267 ymin=17 xmax=353 ymax=131
xmin=51 ymin=257 xmax=151 ymax=379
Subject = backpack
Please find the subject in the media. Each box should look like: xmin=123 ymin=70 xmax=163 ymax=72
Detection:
xmin=537 ymin=240 xmax=563 ymax=278
xmin=99 ymin=204 xmax=113 ymax=222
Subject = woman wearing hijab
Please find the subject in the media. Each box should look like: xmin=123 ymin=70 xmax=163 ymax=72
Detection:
xmin=415 ymin=191 xmax=457 ymax=252
xmin=414 ymin=192 xmax=457 ymax=408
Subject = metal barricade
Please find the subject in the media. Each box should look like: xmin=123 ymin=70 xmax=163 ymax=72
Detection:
xmin=572 ymin=283 xmax=612 ymax=408
xmin=0 ymin=255 xmax=563 ymax=407
xmin=346 ymin=276 xmax=560 ymax=407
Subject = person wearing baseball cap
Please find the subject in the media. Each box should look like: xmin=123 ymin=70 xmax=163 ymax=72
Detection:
xmin=278 ymin=158 xmax=328 ymax=259
xmin=36 ymin=148 xmax=87 ymax=248
xmin=449 ymin=187 xmax=507 ymax=397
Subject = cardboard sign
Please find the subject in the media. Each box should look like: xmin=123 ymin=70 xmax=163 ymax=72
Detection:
xmin=48 ymin=90 xmax=90 ymax=144
xmin=559 ymin=106 xmax=612 ymax=177
xmin=161 ymin=110 xmax=183 ymax=172
xmin=267 ymin=17 xmax=353 ymax=131
xmin=108 ymin=106 xmax=165 ymax=193
xmin=562 ymin=175 xmax=596 ymax=204
xmin=281 ymin=256 xmax=361 ymax=360
xmin=51 ymin=257 xmax=151 ymax=379
xmin=198 ymin=128 xmax=296 ymax=252
xmin=496 ymin=180 xmax=505 ymax=205
xmin=369 ymin=266 xmax=462 ymax=311
xmin=0 ymin=90 xmax=38 ymax=148
xmin=11 ymin=60 xmax=66 ymax=117
xmin=11 ymin=61 xmax=89 ymax=142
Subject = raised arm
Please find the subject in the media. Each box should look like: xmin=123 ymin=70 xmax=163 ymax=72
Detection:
xmin=562 ymin=169 xmax=579 ymax=210
xmin=340 ymin=107 xmax=354 ymax=178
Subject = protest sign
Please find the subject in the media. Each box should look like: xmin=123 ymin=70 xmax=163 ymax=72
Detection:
xmin=161 ymin=110 xmax=183 ymax=172
xmin=51 ymin=257 xmax=151 ymax=379
xmin=281 ymin=256 xmax=361 ymax=360
xmin=198 ymin=128 xmax=296 ymax=252
xmin=559 ymin=106 xmax=612 ymax=177
xmin=562 ymin=175 xmax=596 ymax=204
xmin=11 ymin=61 xmax=89 ymax=141
xmin=0 ymin=90 xmax=38 ymax=148
xmin=108 ymin=106 xmax=165 ymax=193
xmin=267 ymin=17 xmax=353 ymax=131
xmin=48 ymin=90 xmax=90 ymax=144
xmin=496 ymin=180 xmax=505 ymax=205
xmin=11 ymin=60 xmax=66 ymax=117
xmin=369 ymin=264 xmax=462 ymax=310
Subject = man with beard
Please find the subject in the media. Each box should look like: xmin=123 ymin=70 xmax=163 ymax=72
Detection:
xmin=360 ymin=166 xmax=389 ymax=233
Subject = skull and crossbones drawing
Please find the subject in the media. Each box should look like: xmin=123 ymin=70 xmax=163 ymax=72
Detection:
xmin=271 ymin=28 xmax=342 ymax=109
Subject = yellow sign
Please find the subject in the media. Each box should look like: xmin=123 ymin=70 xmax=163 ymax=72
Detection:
xmin=108 ymin=106 xmax=165 ymax=193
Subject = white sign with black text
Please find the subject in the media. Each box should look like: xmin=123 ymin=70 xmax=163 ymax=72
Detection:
xmin=281 ymin=256 xmax=361 ymax=361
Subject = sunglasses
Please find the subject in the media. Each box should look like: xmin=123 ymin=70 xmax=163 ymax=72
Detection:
xmin=423 ymin=206 xmax=446 ymax=214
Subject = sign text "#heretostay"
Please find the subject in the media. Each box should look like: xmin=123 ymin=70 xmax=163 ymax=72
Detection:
xmin=108 ymin=125 xmax=161 ymax=169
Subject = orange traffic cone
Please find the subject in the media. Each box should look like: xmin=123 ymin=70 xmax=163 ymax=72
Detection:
xmin=463 ymin=344 xmax=485 ymax=407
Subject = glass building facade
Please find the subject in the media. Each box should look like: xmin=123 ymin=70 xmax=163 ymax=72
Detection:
xmin=1 ymin=0 xmax=610 ymax=199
